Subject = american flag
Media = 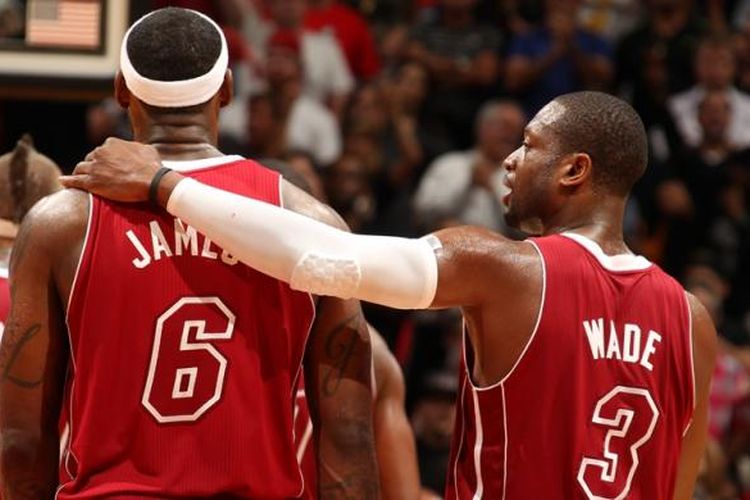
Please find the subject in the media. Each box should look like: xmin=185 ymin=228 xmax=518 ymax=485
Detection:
xmin=26 ymin=0 xmax=102 ymax=49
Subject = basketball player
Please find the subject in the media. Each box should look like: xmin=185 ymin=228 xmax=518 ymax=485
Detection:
xmin=63 ymin=91 xmax=717 ymax=498
xmin=0 ymin=8 xmax=378 ymax=499
xmin=262 ymin=158 xmax=421 ymax=499
xmin=296 ymin=326 xmax=421 ymax=500
xmin=0 ymin=134 xmax=62 ymax=338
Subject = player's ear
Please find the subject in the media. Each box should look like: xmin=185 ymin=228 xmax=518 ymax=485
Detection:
xmin=219 ymin=69 xmax=233 ymax=108
xmin=114 ymin=72 xmax=131 ymax=109
xmin=559 ymin=152 xmax=592 ymax=188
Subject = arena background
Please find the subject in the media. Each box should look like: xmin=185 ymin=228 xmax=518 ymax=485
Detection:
xmin=0 ymin=0 xmax=748 ymax=497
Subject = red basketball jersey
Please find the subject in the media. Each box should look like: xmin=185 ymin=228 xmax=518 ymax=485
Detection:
xmin=447 ymin=233 xmax=694 ymax=500
xmin=0 ymin=267 xmax=8 ymax=342
xmin=60 ymin=156 xmax=315 ymax=499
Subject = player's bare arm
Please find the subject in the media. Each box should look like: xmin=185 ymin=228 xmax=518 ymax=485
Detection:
xmin=62 ymin=139 xmax=542 ymax=386
xmin=62 ymin=139 xmax=536 ymax=312
xmin=370 ymin=327 xmax=421 ymax=500
xmin=673 ymin=293 xmax=718 ymax=500
xmin=0 ymin=190 xmax=87 ymax=499
xmin=282 ymin=180 xmax=380 ymax=499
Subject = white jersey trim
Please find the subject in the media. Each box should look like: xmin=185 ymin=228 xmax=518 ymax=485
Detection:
xmin=58 ymin=195 xmax=91 ymax=498
xmin=296 ymin=417 xmax=314 ymax=463
xmin=465 ymin=240 xmax=546 ymax=392
xmin=0 ymin=266 xmax=8 ymax=279
xmin=562 ymin=232 xmax=652 ymax=272
xmin=161 ymin=154 xmax=244 ymax=173
xmin=66 ymin=192 xmax=93 ymax=319
xmin=471 ymin=388 xmax=484 ymax=500
xmin=683 ymin=291 xmax=696 ymax=437
xmin=454 ymin=377 xmax=468 ymax=500
xmin=501 ymin=385 xmax=508 ymax=500
xmin=281 ymin=170 xmax=317 ymax=499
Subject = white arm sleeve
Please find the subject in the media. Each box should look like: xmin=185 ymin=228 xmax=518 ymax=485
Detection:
xmin=167 ymin=178 xmax=440 ymax=309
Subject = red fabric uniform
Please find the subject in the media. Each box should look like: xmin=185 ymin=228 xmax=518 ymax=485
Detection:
xmin=447 ymin=233 xmax=695 ymax=499
xmin=304 ymin=2 xmax=380 ymax=80
xmin=60 ymin=156 xmax=315 ymax=499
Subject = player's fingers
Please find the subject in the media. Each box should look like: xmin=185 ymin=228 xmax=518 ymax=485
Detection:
xmin=59 ymin=174 xmax=92 ymax=191
xmin=72 ymin=160 xmax=93 ymax=175
xmin=84 ymin=149 xmax=96 ymax=162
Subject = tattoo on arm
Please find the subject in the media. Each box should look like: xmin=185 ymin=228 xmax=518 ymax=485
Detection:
xmin=0 ymin=322 xmax=43 ymax=388
xmin=321 ymin=314 xmax=365 ymax=397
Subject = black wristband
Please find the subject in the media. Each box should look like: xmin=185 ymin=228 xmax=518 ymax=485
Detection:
xmin=148 ymin=166 xmax=172 ymax=205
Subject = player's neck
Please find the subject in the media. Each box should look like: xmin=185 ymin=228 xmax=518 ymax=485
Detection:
xmin=135 ymin=124 xmax=221 ymax=161
xmin=131 ymin=105 xmax=223 ymax=160
xmin=542 ymin=202 xmax=630 ymax=255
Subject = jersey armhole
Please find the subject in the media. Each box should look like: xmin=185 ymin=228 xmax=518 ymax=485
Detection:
xmin=65 ymin=192 xmax=94 ymax=320
xmin=682 ymin=290 xmax=696 ymax=437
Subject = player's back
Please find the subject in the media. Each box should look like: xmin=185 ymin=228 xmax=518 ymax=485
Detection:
xmin=447 ymin=232 xmax=694 ymax=499
xmin=61 ymin=156 xmax=315 ymax=499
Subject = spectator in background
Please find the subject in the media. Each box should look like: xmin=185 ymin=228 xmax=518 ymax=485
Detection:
xmin=305 ymin=0 xmax=381 ymax=81
xmin=577 ymin=0 xmax=644 ymax=43
xmin=410 ymin=372 xmax=458 ymax=497
xmin=263 ymin=30 xmax=341 ymax=167
xmin=0 ymin=134 xmax=61 ymax=224
xmin=617 ymin=0 xmax=706 ymax=119
xmin=669 ymin=36 xmax=750 ymax=149
xmin=380 ymin=24 xmax=413 ymax=75
xmin=413 ymin=100 xmax=525 ymax=233
xmin=407 ymin=0 xmax=501 ymax=150
xmin=0 ymin=134 xmax=62 ymax=339
xmin=325 ymin=154 xmax=376 ymax=232
xmin=269 ymin=0 xmax=353 ymax=115
xmin=284 ymin=150 xmax=327 ymax=202
xmin=242 ymin=93 xmax=283 ymax=159
xmin=707 ymin=166 xmax=750 ymax=300
xmin=0 ymin=0 xmax=23 ymax=39
xmin=685 ymin=265 xmax=748 ymax=499
xmin=657 ymin=90 xmax=738 ymax=275
xmin=671 ymin=91 xmax=737 ymax=224
xmin=154 ymin=0 xmax=243 ymax=28
xmin=732 ymin=19 xmax=750 ymax=93
xmin=379 ymin=62 xmax=429 ymax=189
xmin=506 ymin=0 xmax=614 ymax=115
xmin=86 ymin=99 xmax=131 ymax=148
xmin=337 ymin=65 xmax=430 ymax=235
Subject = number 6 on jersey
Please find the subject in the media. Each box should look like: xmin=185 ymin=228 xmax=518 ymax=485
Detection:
xmin=142 ymin=297 xmax=236 ymax=423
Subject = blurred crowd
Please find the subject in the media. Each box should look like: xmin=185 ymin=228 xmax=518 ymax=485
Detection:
xmin=5 ymin=0 xmax=750 ymax=497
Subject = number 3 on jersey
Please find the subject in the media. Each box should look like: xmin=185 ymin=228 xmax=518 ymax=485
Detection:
xmin=142 ymin=297 xmax=235 ymax=423
xmin=577 ymin=386 xmax=660 ymax=500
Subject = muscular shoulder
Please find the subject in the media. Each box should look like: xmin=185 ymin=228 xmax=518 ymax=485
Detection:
xmin=431 ymin=226 xmax=541 ymax=307
xmin=16 ymin=189 xmax=88 ymax=251
xmin=281 ymin=178 xmax=349 ymax=232
xmin=27 ymin=187 xmax=87 ymax=231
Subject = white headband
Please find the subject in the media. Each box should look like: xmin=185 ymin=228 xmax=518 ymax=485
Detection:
xmin=120 ymin=9 xmax=229 ymax=108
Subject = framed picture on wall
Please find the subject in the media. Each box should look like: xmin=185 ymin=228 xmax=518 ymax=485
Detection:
xmin=0 ymin=0 xmax=130 ymax=98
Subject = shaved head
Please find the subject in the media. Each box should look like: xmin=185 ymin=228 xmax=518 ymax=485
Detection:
xmin=541 ymin=91 xmax=648 ymax=196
